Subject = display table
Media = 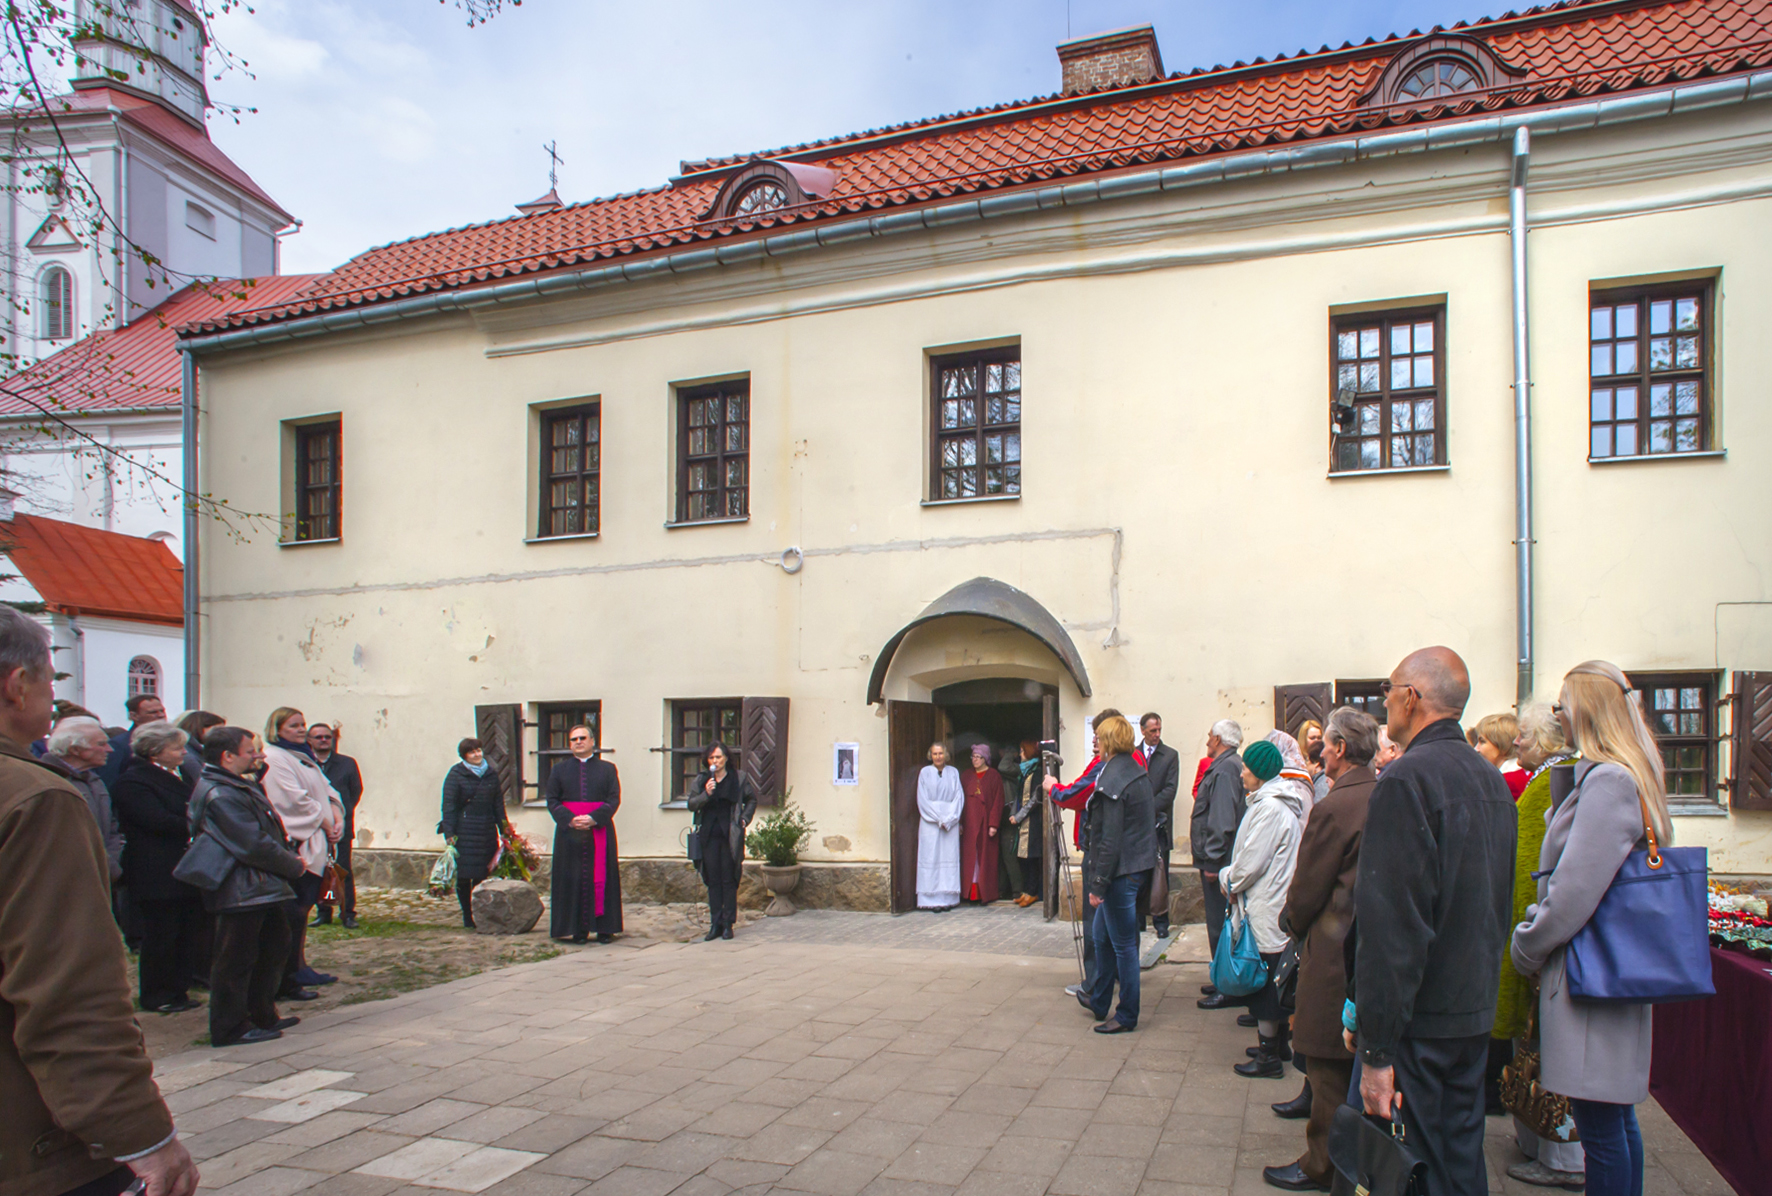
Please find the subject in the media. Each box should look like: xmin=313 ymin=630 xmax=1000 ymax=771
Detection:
xmin=1648 ymin=947 xmax=1772 ymax=1196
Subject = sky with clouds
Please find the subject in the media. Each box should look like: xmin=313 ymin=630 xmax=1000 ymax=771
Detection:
xmin=204 ymin=0 xmax=1509 ymax=276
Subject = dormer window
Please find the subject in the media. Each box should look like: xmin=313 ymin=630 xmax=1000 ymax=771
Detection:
xmin=732 ymin=180 xmax=790 ymax=218
xmin=1397 ymin=58 xmax=1481 ymax=100
xmin=703 ymin=159 xmax=838 ymax=222
xmin=1361 ymin=35 xmax=1526 ymax=110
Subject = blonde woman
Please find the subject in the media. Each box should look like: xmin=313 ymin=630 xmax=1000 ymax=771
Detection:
xmin=1468 ymin=712 xmax=1528 ymax=799
xmin=261 ymin=707 xmax=344 ymax=997
xmin=1510 ymin=662 xmax=1672 ymax=1196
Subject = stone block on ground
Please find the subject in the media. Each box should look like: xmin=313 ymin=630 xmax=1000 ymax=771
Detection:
xmin=471 ymin=879 xmax=543 ymax=934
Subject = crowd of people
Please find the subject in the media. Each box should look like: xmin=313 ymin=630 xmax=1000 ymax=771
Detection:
xmin=912 ymin=645 xmax=1675 ymax=1196
xmin=28 ymin=685 xmax=365 ymax=1054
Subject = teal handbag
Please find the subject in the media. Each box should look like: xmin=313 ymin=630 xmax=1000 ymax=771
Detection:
xmin=1210 ymin=896 xmax=1269 ymax=997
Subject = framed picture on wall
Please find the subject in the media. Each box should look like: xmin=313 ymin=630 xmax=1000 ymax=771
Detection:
xmin=833 ymin=742 xmax=860 ymax=786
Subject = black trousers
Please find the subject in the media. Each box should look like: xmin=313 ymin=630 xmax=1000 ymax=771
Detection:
xmin=211 ymin=904 xmax=291 ymax=1045
xmin=1201 ymin=871 xmax=1229 ymax=956
xmin=1392 ymin=1033 xmax=1491 ymax=1196
xmin=1247 ymin=951 xmax=1284 ymax=1022
xmin=704 ymin=846 xmax=739 ymax=929
xmin=318 ymin=824 xmax=356 ymax=919
xmin=280 ymin=872 xmax=323 ymax=992
xmin=457 ymin=877 xmax=480 ymax=926
xmin=136 ymin=892 xmax=206 ymax=1009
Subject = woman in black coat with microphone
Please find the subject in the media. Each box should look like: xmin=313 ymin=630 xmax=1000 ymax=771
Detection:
xmin=687 ymin=743 xmax=756 ymax=941
xmin=441 ymin=737 xmax=506 ymax=929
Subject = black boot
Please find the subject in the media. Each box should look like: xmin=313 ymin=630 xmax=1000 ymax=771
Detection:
xmin=1235 ymin=1036 xmax=1288 ymax=1078
xmin=704 ymin=925 xmax=720 ymax=941
xmin=1272 ymin=1080 xmax=1313 ymax=1118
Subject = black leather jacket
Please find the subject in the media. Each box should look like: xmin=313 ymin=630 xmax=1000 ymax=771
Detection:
xmin=189 ymin=764 xmax=307 ymax=912
xmin=1082 ymin=754 xmax=1158 ymax=898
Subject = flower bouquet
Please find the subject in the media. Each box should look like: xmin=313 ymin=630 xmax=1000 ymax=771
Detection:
xmin=1708 ymin=884 xmax=1772 ymax=957
xmin=492 ymin=825 xmax=542 ymax=882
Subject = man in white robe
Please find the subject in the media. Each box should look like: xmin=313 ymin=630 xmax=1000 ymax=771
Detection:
xmin=916 ymin=743 xmax=963 ymax=909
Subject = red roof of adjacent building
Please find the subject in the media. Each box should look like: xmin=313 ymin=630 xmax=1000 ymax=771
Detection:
xmin=2 ymin=513 xmax=184 ymax=626
xmin=187 ymin=0 xmax=1772 ymax=336
xmin=0 ymin=276 xmax=321 ymax=417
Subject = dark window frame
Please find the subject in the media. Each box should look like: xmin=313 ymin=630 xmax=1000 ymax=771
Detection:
xmin=669 ymin=698 xmax=742 ymax=803
xmin=294 ymin=420 xmax=341 ymax=542
xmin=1627 ymin=670 xmax=1721 ymax=805
xmin=929 ymin=346 xmax=1022 ymax=501
xmin=536 ymin=700 xmax=602 ymax=778
xmin=1588 ymin=281 xmax=1713 ymax=460
xmin=1330 ymin=306 xmax=1447 ymax=473
xmin=1335 ymin=679 xmax=1389 ymax=726
xmin=675 ymin=380 xmax=749 ymax=524
xmin=539 ymin=404 xmax=601 ymax=538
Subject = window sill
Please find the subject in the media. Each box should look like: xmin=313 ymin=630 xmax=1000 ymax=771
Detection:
xmin=1671 ymin=801 xmax=1729 ymax=818
xmin=278 ymin=537 xmax=340 ymax=548
xmin=1588 ymin=450 xmax=1726 ymax=466
xmin=921 ymin=493 xmax=1022 ymax=507
xmin=1326 ymin=464 xmax=1450 ymax=480
xmin=664 ymin=516 xmax=750 ymax=529
xmin=524 ymin=532 xmax=599 ymax=544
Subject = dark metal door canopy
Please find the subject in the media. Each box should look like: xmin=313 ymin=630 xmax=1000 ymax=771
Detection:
xmin=866 ymin=577 xmax=1091 ymax=705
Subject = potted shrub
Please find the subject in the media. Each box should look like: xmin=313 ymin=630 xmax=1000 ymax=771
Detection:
xmin=744 ymin=793 xmax=815 ymax=916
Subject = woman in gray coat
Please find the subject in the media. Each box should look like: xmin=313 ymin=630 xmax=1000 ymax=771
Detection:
xmin=1510 ymin=660 xmax=1673 ymax=1196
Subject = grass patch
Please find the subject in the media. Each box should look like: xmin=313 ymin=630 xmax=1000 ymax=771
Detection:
xmin=338 ymin=942 xmax=561 ymax=1006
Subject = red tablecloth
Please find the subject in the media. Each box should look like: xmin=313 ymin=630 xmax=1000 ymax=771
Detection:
xmin=1649 ymin=947 xmax=1772 ymax=1196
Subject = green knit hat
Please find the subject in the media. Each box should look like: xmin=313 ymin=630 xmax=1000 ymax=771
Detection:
xmin=1243 ymin=739 xmax=1283 ymax=782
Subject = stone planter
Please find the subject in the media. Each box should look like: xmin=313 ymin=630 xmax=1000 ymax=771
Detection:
xmin=759 ymin=863 xmax=803 ymax=916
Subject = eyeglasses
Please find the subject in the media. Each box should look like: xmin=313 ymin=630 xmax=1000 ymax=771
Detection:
xmin=1379 ymin=681 xmax=1418 ymax=699
xmin=1551 ymin=703 xmax=1565 ymax=717
xmin=568 ymin=735 xmax=590 ymax=744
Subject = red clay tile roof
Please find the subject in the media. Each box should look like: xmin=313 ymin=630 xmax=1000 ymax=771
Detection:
xmin=2 ymin=513 xmax=184 ymax=625
xmin=189 ymin=0 xmax=1772 ymax=335
xmin=0 ymin=276 xmax=321 ymax=418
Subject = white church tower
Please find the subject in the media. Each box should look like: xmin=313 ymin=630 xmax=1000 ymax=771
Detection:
xmin=2 ymin=0 xmax=293 ymax=367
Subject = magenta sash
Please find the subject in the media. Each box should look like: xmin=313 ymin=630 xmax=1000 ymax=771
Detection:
xmin=561 ymin=803 xmax=607 ymax=916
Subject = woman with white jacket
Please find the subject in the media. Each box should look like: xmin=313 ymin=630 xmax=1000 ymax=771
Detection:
xmin=1221 ymin=738 xmax=1305 ymax=1078
xmin=262 ymin=707 xmax=344 ymax=997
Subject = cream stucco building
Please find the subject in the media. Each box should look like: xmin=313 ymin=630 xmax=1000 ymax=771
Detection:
xmin=182 ymin=2 xmax=1772 ymax=908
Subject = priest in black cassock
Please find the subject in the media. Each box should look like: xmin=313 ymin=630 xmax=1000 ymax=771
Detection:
xmin=543 ymin=725 xmax=622 ymax=943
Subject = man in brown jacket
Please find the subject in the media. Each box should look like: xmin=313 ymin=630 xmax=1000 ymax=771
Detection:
xmin=1263 ymin=706 xmax=1380 ymax=1192
xmin=0 ymin=607 xmax=198 ymax=1196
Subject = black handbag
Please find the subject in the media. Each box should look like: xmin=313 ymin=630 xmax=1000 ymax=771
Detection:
xmin=1274 ymin=937 xmax=1302 ymax=1014
xmin=1329 ymin=1104 xmax=1427 ymax=1196
xmin=686 ymin=823 xmax=704 ymax=865
xmin=173 ymin=832 xmax=238 ymax=891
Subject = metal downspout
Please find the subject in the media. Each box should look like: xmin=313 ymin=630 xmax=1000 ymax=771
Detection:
xmin=1509 ymin=128 xmax=1534 ymax=704
xmin=180 ymin=349 xmax=199 ymax=708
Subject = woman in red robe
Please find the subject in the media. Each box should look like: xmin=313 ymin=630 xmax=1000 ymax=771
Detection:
xmin=960 ymin=743 xmax=1004 ymax=903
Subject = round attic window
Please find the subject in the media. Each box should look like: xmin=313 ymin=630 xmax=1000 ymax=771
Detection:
xmin=1396 ymin=58 xmax=1481 ymax=100
xmin=731 ymin=179 xmax=789 ymax=217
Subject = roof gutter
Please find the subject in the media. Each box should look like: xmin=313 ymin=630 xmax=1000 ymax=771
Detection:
xmin=179 ymin=68 xmax=1772 ymax=359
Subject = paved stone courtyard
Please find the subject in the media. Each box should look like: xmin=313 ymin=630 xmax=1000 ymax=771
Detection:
xmin=156 ymin=909 xmax=1728 ymax=1196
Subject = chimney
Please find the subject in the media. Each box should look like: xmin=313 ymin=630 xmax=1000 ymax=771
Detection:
xmin=1057 ymin=25 xmax=1164 ymax=96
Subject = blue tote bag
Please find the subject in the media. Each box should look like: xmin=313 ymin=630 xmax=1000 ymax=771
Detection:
xmin=1211 ymin=896 xmax=1268 ymax=998
xmin=1565 ymin=791 xmax=1714 ymax=1004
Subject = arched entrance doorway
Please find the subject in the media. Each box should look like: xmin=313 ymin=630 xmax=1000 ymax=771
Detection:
xmin=868 ymin=578 xmax=1091 ymax=914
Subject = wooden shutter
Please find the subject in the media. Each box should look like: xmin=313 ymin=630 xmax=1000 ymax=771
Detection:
xmin=1274 ymin=683 xmax=1333 ymax=739
xmin=1730 ymin=672 xmax=1772 ymax=812
xmin=740 ymin=697 xmax=790 ymax=805
xmin=474 ymin=703 xmax=524 ymax=807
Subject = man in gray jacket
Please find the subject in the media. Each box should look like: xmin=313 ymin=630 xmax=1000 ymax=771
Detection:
xmin=43 ymin=716 xmax=124 ymax=885
xmin=1192 ymin=719 xmax=1245 ymax=1010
